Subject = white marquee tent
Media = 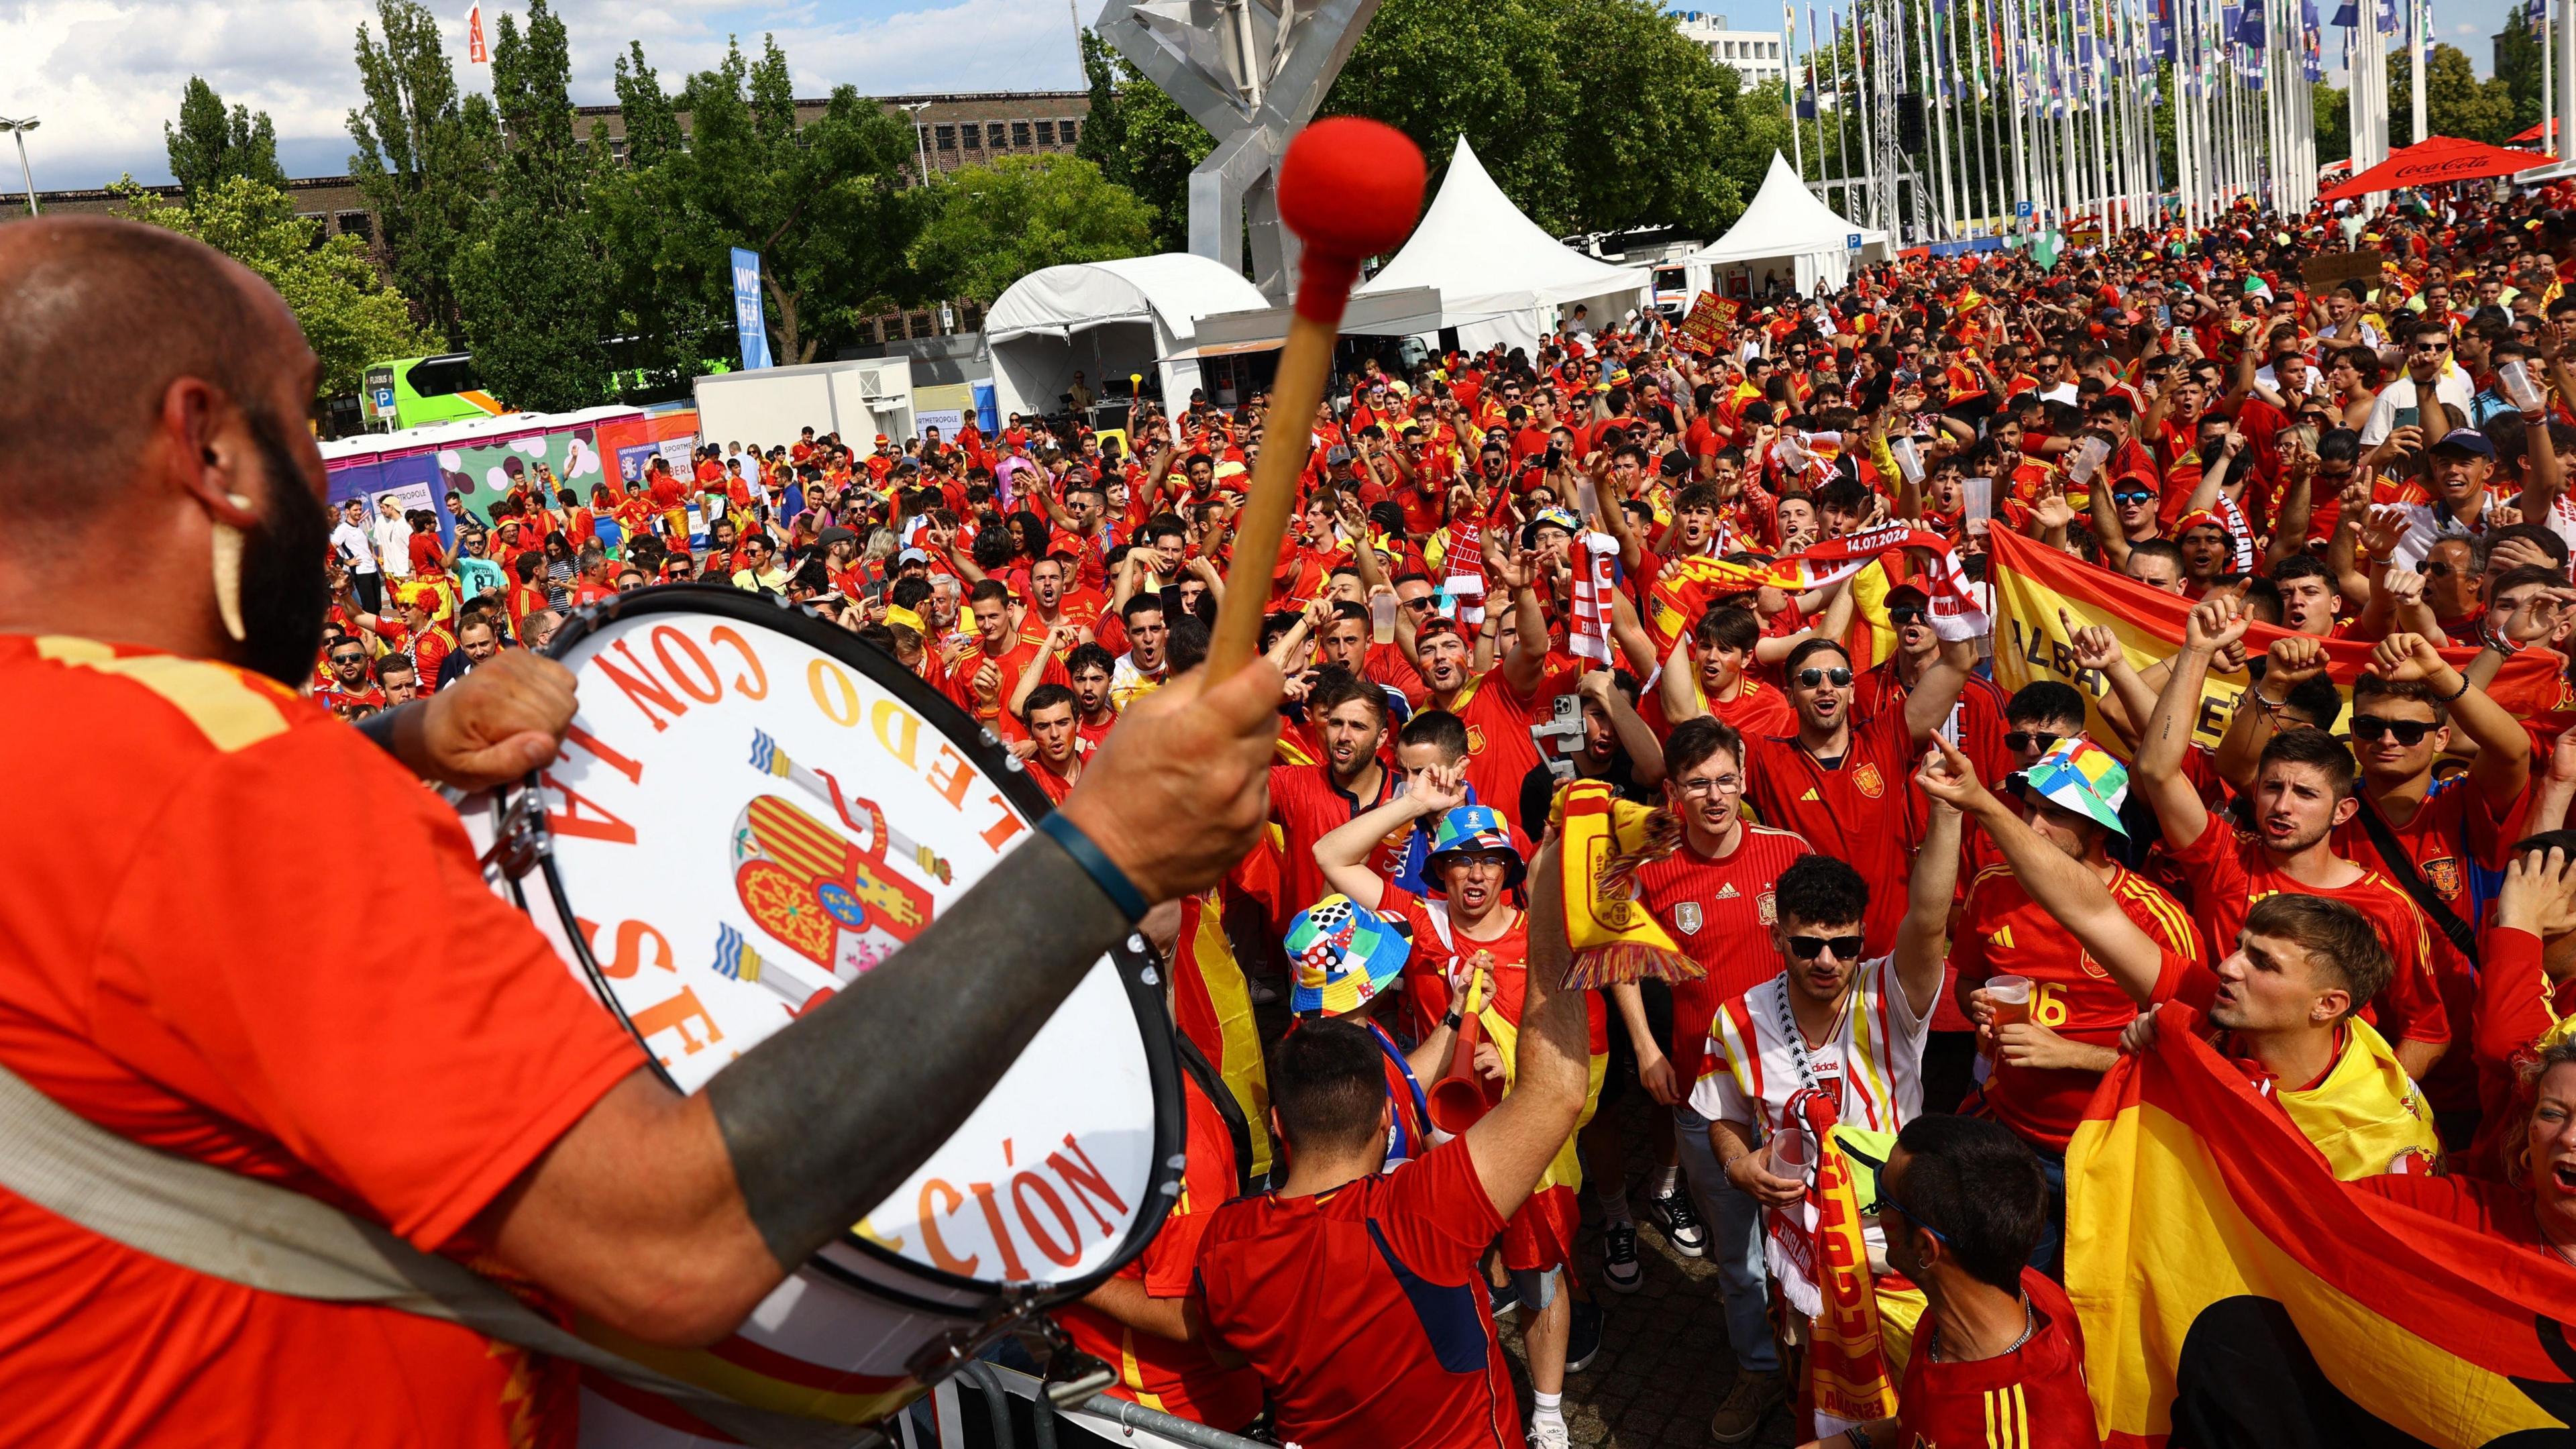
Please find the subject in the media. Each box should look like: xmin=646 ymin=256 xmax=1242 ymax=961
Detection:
xmin=984 ymin=254 xmax=1270 ymax=418
xmin=1681 ymin=152 xmax=1893 ymax=299
xmin=1352 ymin=138 xmax=1650 ymax=354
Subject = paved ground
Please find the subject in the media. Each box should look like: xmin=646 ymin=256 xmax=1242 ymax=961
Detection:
xmin=1492 ymin=1095 xmax=1801 ymax=1449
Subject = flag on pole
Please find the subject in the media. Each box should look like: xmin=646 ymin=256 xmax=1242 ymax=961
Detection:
xmin=466 ymin=3 xmax=489 ymax=64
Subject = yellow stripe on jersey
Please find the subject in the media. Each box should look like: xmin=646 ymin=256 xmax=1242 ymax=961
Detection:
xmin=1983 ymin=1381 xmax=2030 ymax=1449
xmin=39 ymin=638 xmax=293 ymax=753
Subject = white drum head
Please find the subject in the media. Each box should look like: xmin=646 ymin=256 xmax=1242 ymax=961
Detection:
xmin=503 ymin=586 xmax=1181 ymax=1315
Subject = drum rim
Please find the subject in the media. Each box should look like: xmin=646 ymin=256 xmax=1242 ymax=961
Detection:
xmin=522 ymin=582 xmax=1186 ymax=1317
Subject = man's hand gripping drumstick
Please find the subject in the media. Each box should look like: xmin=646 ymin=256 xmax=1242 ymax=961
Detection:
xmin=477 ymin=124 xmax=1426 ymax=1348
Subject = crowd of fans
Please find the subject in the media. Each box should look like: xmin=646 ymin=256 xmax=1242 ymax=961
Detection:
xmin=317 ymin=187 xmax=2576 ymax=1449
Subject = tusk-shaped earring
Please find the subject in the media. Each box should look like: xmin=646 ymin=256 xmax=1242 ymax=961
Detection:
xmin=211 ymin=493 xmax=254 ymax=644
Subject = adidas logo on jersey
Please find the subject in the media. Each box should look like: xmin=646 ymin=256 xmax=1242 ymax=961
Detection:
xmin=1717 ymin=883 xmax=1740 ymax=899
xmin=1799 ymin=788 xmax=1821 ymax=802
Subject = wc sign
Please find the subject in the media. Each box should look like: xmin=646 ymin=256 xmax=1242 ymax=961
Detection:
xmin=732 ymin=247 xmax=773 ymax=372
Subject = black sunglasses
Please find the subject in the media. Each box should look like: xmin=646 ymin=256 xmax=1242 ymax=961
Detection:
xmin=2112 ymin=488 xmax=2155 ymax=506
xmin=1795 ymin=666 xmax=1855 ymax=688
xmin=1786 ymin=934 xmax=1867 ymax=961
xmin=2005 ymin=729 xmax=2063 ymax=753
xmin=2417 ymin=560 xmax=2455 ymax=578
xmin=2351 ymin=715 xmax=2436 ymax=745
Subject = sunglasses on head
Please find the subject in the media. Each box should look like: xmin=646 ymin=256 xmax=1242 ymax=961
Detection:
xmin=2005 ymin=729 xmax=2063 ymax=753
xmin=1796 ymin=666 xmax=1855 ymax=688
xmin=2351 ymin=714 xmax=2436 ymax=745
xmin=1786 ymin=934 xmax=1867 ymax=961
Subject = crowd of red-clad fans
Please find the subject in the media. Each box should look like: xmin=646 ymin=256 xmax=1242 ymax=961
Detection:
xmin=315 ymin=191 xmax=2576 ymax=1449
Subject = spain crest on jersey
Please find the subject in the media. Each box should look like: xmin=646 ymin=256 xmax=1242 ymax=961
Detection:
xmin=1674 ymin=901 xmax=1704 ymax=934
xmin=1851 ymin=762 xmax=1886 ymax=799
xmin=2420 ymin=855 xmax=2463 ymax=901
xmin=1757 ymin=890 xmax=1778 ymax=924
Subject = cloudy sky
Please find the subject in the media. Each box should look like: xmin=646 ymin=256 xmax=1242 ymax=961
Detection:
xmin=0 ymin=0 xmax=2529 ymax=194
xmin=0 ymin=1 xmax=1095 ymax=192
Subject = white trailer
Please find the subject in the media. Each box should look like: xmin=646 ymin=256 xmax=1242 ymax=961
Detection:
xmin=691 ymin=358 xmax=915 ymax=452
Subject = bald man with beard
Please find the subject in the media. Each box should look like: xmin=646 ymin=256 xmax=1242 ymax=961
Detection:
xmin=0 ymin=219 xmax=1286 ymax=1445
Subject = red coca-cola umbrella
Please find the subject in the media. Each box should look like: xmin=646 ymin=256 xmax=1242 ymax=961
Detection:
xmin=2322 ymin=135 xmax=2549 ymax=201
xmin=2509 ymin=117 xmax=2559 ymax=146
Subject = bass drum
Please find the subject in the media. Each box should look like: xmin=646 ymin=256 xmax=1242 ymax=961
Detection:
xmin=457 ymin=585 xmax=1182 ymax=1445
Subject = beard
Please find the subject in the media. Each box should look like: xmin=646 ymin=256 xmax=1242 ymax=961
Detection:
xmin=233 ymin=409 xmax=336 ymax=687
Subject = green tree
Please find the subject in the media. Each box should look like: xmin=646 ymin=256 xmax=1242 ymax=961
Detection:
xmin=346 ymin=0 xmax=500 ymax=339
xmin=1324 ymin=0 xmax=1756 ymax=235
xmin=913 ymin=154 xmax=1157 ymax=303
xmin=593 ymin=36 xmax=928 ymax=370
xmin=164 ymin=77 xmax=285 ymax=202
xmin=452 ymin=0 xmax=615 ymax=412
xmin=2493 ymin=12 xmax=2550 ymax=137
xmin=2388 ymin=42 xmax=2515 ymax=146
xmin=111 ymin=176 xmax=439 ymax=400
xmin=2314 ymin=80 xmax=2352 ymax=166
xmin=1075 ymin=30 xmax=1213 ymax=251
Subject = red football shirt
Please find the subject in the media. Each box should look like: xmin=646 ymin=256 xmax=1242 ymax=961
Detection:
xmin=2163 ymin=808 xmax=2449 ymax=1047
xmin=1269 ymin=761 xmax=1404 ymax=931
xmin=1436 ymin=665 xmax=1580 ymax=837
xmin=0 ymin=636 xmax=645 ymax=1446
xmin=1954 ymin=863 xmax=2208 ymax=1148
xmin=1194 ymin=1136 xmax=1519 ymax=1449
xmin=1056 ymin=1067 xmax=1262 ymax=1430
xmin=1631 ymin=824 xmax=1812 ymax=1089
xmin=1742 ymin=704 xmax=1923 ymax=955
xmin=1894 ymin=1269 xmax=2102 ymax=1448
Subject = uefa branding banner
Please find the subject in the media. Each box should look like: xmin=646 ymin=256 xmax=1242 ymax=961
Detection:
xmin=731 ymin=246 xmax=772 ymax=372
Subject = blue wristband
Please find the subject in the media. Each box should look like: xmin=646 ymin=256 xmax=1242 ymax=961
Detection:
xmin=1035 ymin=811 xmax=1150 ymax=923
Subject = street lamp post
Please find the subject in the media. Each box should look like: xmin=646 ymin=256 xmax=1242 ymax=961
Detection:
xmin=0 ymin=117 xmax=38 ymax=217
xmin=901 ymin=101 xmax=932 ymax=186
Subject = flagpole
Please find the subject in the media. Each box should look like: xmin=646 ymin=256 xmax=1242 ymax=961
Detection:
xmin=1786 ymin=0 xmax=1810 ymax=180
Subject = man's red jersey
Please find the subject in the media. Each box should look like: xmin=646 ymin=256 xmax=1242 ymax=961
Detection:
xmin=0 ymin=636 xmax=645 ymax=1446
xmin=1436 ymin=665 xmax=1580 ymax=837
xmin=1893 ymin=1269 xmax=2102 ymax=1448
xmin=1269 ymin=761 xmax=1404 ymax=929
xmin=1194 ymin=1136 xmax=1520 ymax=1449
xmin=1056 ymin=1066 xmax=1262 ymax=1430
xmin=1742 ymin=704 xmax=1923 ymax=955
xmin=941 ymin=636 xmax=1068 ymax=738
xmin=1631 ymin=824 xmax=1812 ymax=1088
xmin=1953 ymin=863 xmax=2207 ymax=1148
xmin=2163 ymin=808 xmax=2449 ymax=1049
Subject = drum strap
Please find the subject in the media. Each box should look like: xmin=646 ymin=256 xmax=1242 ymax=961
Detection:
xmin=0 ymin=1053 xmax=882 ymax=1449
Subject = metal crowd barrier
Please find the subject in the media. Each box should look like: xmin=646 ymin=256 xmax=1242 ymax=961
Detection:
xmin=890 ymin=1361 xmax=1275 ymax=1449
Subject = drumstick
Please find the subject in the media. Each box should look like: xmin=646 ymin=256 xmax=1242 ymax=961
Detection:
xmin=1203 ymin=118 xmax=1426 ymax=680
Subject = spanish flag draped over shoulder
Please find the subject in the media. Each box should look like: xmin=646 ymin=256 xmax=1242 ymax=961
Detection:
xmin=1988 ymin=531 xmax=2570 ymax=754
xmin=2066 ymin=1002 xmax=2576 ymax=1447
xmin=1167 ymin=888 xmax=1273 ymax=1181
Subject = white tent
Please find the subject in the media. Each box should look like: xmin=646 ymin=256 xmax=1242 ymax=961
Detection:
xmin=1682 ymin=152 xmax=1893 ymax=299
xmin=983 ymin=253 xmax=1269 ymax=419
xmin=1352 ymin=138 xmax=1650 ymax=354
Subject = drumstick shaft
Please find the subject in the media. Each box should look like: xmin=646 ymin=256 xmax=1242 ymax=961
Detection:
xmin=1205 ymin=309 xmax=1342 ymax=680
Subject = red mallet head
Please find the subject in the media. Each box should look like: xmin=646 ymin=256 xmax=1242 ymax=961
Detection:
xmin=1275 ymin=117 xmax=1427 ymax=323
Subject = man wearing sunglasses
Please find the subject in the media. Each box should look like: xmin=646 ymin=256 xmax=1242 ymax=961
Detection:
xmin=1742 ymin=631 xmax=1974 ymax=957
xmin=2141 ymin=600 xmax=2455 ymax=1080
xmin=1694 ymin=777 xmax=1962 ymax=1442
xmin=2361 ymin=321 xmax=2475 ymax=453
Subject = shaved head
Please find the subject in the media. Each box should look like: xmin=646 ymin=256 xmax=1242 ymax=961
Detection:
xmin=0 ymin=216 xmax=329 ymax=684
xmin=0 ymin=217 xmax=290 ymax=534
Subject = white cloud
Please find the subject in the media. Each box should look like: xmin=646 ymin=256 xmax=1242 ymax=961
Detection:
xmin=0 ymin=0 xmax=1088 ymax=191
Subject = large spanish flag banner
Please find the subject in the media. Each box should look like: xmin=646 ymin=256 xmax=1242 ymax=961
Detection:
xmin=1168 ymin=888 xmax=1273 ymax=1181
xmin=1987 ymin=530 xmax=2571 ymax=753
xmin=2065 ymin=1002 xmax=2576 ymax=1446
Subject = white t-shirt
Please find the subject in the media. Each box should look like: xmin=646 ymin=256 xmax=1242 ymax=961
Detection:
xmin=331 ymin=520 xmax=378 ymax=576
xmin=2359 ymin=370 xmax=2477 ymax=447
xmin=374 ymin=513 xmax=414 ymax=579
